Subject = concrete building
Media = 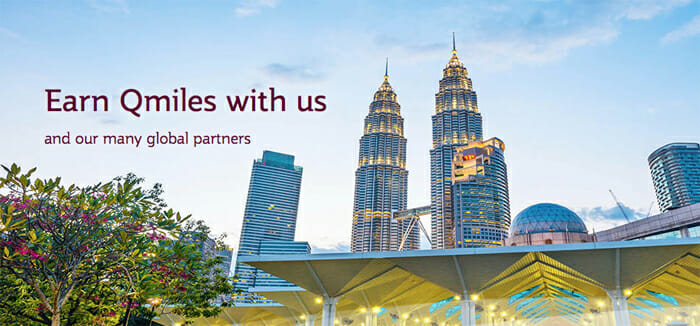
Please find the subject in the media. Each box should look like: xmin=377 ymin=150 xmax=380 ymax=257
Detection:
xmin=233 ymin=151 xmax=303 ymax=304
xmin=505 ymin=203 xmax=595 ymax=246
xmin=452 ymin=138 xmax=510 ymax=248
xmin=351 ymin=61 xmax=415 ymax=252
xmin=648 ymin=142 xmax=700 ymax=212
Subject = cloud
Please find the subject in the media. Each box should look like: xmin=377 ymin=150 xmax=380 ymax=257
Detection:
xmin=261 ymin=63 xmax=323 ymax=80
xmin=621 ymin=0 xmax=692 ymax=20
xmin=375 ymin=0 xmax=693 ymax=68
xmin=662 ymin=14 xmax=700 ymax=43
xmin=469 ymin=26 xmax=619 ymax=67
xmin=235 ymin=0 xmax=279 ymax=17
xmin=577 ymin=204 xmax=647 ymax=232
xmin=311 ymin=242 xmax=350 ymax=253
xmin=0 ymin=27 xmax=20 ymax=40
xmin=100 ymin=118 xmax=121 ymax=125
xmin=86 ymin=0 xmax=129 ymax=14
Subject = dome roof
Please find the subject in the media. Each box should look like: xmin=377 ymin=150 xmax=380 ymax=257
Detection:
xmin=511 ymin=203 xmax=588 ymax=235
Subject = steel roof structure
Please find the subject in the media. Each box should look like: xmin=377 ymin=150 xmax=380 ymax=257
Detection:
xmin=157 ymin=238 xmax=700 ymax=326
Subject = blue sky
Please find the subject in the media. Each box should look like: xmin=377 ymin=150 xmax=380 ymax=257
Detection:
xmin=1 ymin=0 xmax=699 ymax=252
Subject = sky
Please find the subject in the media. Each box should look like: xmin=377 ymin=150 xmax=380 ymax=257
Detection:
xmin=1 ymin=0 xmax=699 ymax=253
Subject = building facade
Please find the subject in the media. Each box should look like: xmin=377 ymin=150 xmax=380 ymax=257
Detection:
xmin=233 ymin=151 xmax=303 ymax=304
xmin=648 ymin=142 xmax=700 ymax=212
xmin=217 ymin=247 xmax=233 ymax=277
xmin=430 ymin=37 xmax=483 ymax=249
xmin=452 ymin=138 xmax=510 ymax=247
xmin=351 ymin=63 xmax=415 ymax=252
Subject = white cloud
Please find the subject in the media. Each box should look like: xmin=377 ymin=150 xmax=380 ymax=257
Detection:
xmin=86 ymin=0 xmax=129 ymax=14
xmin=311 ymin=242 xmax=350 ymax=253
xmin=377 ymin=0 xmax=692 ymax=69
xmin=662 ymin=14 xmax=700 ymax=43
xmin=621 ymin=0 xmax=692 ymax=20
xmin=469 ymin=26 xmax=619 ymax=67
xmin=0 ymin=27 xmax=20 ymax=40
xmin=235 ymin=0 xmax=279 ymax=17
xmin=577 ymin=204 xmax=647 ymax=232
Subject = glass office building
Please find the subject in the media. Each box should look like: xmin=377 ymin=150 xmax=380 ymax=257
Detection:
xmin=233 ymin=151 xmax=303 ymax=304
xmin=451 ymin=138 xmax=510 ymax=247
xmin=430 ymin=36 xmax=484 ymax=249
xmin=648 ymin=142 xmax=700 ymax=212
xmin=351 ymin=63 xmax=414 ymax=252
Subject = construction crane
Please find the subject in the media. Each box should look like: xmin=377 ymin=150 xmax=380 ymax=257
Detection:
xmin=608 ymin=189 xmax=631 ymax=223
xmin=393 ymin=205 xmax=432 ymax=251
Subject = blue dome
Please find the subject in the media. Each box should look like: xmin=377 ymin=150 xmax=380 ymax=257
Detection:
xmin=511 ymin=203 xmax=588 ymax=235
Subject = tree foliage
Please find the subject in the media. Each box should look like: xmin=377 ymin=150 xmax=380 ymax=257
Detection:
xmin=0 ymin=164 xmax=235 ymax=325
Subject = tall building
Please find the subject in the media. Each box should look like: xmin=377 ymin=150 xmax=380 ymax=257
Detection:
xmin=233 ymin=151 xmax=303 ymax=304
xmin=217 ymin=247 xmax=233 ymax=277
xmin=648 ymin=142 xmax=700 ymax=212
xmin=452 ymin=138 xmax=510 ymax=247
xmin=430 ymin=35 xmax=483 ymax=249
xmin=351 ymin=60 xmax=416 ymax=252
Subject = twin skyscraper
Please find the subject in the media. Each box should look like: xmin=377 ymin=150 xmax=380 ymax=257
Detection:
xmin=351 ymin=34 xmax=511 ymax=252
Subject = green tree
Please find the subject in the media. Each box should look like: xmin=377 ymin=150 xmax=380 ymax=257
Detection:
xmin=0 ymin=164 xmax=235 ymax=325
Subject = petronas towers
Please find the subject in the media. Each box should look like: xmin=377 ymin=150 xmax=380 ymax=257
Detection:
xmin=351 ymin=34 xmax=510 ymax=252
xmin=351 ymin=61 xmax=415 ymax=252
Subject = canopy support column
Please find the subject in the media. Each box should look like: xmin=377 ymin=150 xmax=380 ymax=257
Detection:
xmin=365 ymin=310 xmax=377 ymax=326
xmin=460 ymin=295 xmax=477 ymax=326
xmin=607 ymin=289 xmax=631 ymax=326
xmin=305 ymin=314 xmax=316 ymax=326
xmin=321 ymin=296 xmax=339 ymax=326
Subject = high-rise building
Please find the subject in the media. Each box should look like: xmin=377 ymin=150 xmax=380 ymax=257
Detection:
xmin=351 ymin=60 xmax=416 ymax=252
xmin=648 ymin=142 xmax=700 ymax=212
xmin=233 ymin=151 xmax=303 ymax=304
xmin=452 ymin=138 xmax=510 ymax=247
xmin=430 ymin=35 xmax=483 ymax=249
xmin=216 ymin=247 xmax=233 ymax=277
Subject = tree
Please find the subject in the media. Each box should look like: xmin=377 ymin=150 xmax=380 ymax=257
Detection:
xmin=0 ymin=164 xmax=235 ymax=325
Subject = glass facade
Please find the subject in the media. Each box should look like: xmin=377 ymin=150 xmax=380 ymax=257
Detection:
xmin=430 ymin=38 xmax=484 ymax=250
xmin=510 ymin=203 xmax=588 ymax=235
xmin=351 ymin=65 xmax=415 ymax=252
xmin=233 ymin=151 xmax=303 ymax=304
xmin=648 ymin=142 xmax=700 ymax=212
xmin=452 ymin=138 xmax=510 ymax=247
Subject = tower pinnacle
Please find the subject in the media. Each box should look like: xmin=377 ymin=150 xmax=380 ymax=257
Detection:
xmin=452 ymin=32 xmax=456 ymax=55
xmin=384 ymin=57 xmax=389 ymax=80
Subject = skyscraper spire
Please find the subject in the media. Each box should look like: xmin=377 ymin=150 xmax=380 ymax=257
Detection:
xmin=352 ymin=57 xmax=413 ymax=252
xmin=452 ymin=32 xmax=456 ymax=55
xmin=385 ymin=57 xmax=389 ymax=80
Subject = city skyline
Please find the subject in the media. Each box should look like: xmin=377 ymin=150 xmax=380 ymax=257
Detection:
xmin=1 ymin=1 xmax=699 ymax=253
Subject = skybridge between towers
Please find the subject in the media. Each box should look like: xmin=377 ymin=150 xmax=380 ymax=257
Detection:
xmin=393 ymin=205 xmax=432 ymax=250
